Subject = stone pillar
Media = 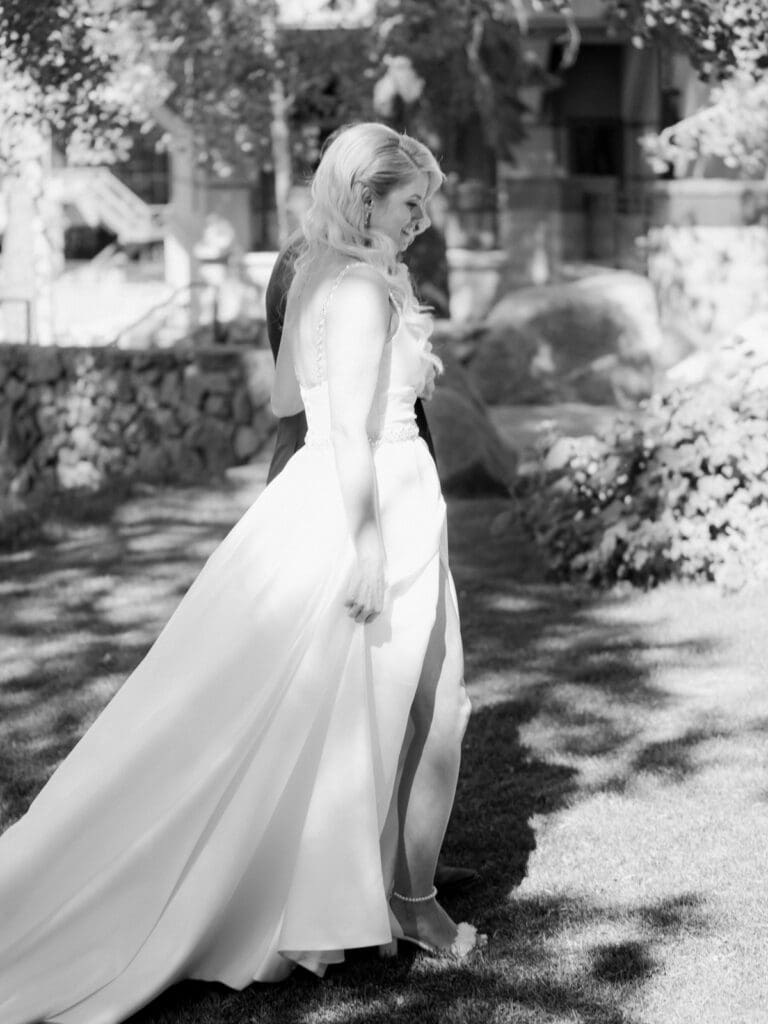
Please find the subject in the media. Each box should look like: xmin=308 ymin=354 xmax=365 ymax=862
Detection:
xmin=497 ymin=173 xmax=569 ymax=287
xmin=0 ymin=125 xmax=60 ymax=344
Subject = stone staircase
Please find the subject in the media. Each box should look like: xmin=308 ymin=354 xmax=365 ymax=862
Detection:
xmin=55 ymin=167 xmax=165 ymax=246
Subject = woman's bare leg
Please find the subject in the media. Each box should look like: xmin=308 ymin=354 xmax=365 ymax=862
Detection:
xmin=392 ymin=562 xmax=471 ymax=947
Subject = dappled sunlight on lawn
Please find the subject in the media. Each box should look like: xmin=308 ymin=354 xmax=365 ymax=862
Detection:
xmin=485 ymin=593 xmax=544 ymax=614
xmin=2 ymin=480 xmax=768 ymax=1023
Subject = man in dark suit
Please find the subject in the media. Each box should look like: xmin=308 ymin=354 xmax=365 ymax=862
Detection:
xmin=264 ymin=236 xmax=476 ymax=893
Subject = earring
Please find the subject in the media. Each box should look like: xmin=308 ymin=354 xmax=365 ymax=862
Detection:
xmin=364 ymin=206 xmax=372 ymax=230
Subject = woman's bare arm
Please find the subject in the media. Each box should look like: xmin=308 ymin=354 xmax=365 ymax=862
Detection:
xmin=324 ymin=266 xmax=391 ymax=622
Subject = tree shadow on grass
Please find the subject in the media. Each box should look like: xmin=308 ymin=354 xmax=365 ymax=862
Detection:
xmin=0 ymin=477 xmax=260 ymax=825
xmin=127 ymin=890 xmax=710 ymax=1024
xmin=124 ymin=687 xmax=712 ymax=1024
xmin=0 ymin=490 xmax=737 ymax=1023
xmin=447 ymin=497 xmax=747 ymax=799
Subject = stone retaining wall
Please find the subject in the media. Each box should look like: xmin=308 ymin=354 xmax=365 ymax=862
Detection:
xmin=0 ymin=343 xmax=277 ymax=506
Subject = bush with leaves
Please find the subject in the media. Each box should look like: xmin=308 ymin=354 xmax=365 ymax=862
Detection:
xmin=525 ymin=335 xmax=768 ymax=589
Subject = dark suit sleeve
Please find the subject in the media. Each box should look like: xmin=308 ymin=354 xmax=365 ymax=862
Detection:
xmin=267 ymin=413 xmax=308 ymax=484
xmin=265 ymin=236 xmax=301 ymax=362
xmin=415 ymin=397 xmax=437 ymax=466
xmin=265 ymin=235 xmax=306 ymax=482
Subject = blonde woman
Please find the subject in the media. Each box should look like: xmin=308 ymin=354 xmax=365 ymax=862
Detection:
xmin=0 ymin=123 xmax=482 ymax=1024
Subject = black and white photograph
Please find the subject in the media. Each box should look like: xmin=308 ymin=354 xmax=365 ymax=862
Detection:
xmin=1 ymin=1 xmax=767 ymax=1022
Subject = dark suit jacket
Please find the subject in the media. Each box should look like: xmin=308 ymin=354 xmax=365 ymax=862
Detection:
xmin=266 ymin=238 xmax=436 ymax=484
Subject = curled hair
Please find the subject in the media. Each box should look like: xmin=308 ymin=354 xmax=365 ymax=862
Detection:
xmin=289 ymin=122 xmax=445 ymax=386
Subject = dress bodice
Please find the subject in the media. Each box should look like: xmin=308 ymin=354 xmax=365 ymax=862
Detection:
xmin=299 ymin=265 xmax=431 ymax=449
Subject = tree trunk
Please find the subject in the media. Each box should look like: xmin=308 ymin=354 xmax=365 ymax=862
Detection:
xmin=0 ymin=125 xmax=59 ymax=344
xmin=269 ymin=73 xmax=293 ymax=246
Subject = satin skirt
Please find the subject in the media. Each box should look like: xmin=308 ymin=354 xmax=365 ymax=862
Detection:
xmin=0 ymin=435 xmax=462 ymax=1024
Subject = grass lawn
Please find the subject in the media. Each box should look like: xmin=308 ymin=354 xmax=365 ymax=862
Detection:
xmin=1 ymin=453 xmax=767 ymax=1024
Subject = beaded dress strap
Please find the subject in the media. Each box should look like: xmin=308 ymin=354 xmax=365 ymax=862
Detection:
xmin=314 ymin=262 xmax=360 ymax=384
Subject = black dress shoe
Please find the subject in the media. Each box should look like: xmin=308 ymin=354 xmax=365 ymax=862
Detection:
xmin=434 ymin=862 xmax=479 ymax=893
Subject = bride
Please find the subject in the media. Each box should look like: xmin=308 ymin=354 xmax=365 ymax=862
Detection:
xmin=0 ymin=122 xmax=481 ymax=1024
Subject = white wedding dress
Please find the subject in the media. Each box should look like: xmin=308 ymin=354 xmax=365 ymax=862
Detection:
xmin=0 ymin=266 xmax=464 ymax=1024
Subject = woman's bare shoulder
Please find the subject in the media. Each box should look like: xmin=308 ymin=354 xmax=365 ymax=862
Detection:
xmin=332 ymin=262 xmax=389 ymax=309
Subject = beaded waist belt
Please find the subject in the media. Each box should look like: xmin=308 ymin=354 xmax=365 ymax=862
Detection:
xmin=305 ymin=422 xmax=419 ymax=449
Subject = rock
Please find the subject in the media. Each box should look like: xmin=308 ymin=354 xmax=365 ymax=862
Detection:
xmin=33 ymin=436 xmax=58 ymax=468
xmin=204 ymin=393 xmax=232 ymax=418
xmin=233 ymin=424 xmax=263 ymax=461
xmin=26 ymin=348 xmax=62 ymax=385
xmin=113 ymin=402 xmax=136 ymax=427
xmin=481 ymin=271 xmax=665 ymax=407
xmin=56 ymin=459 xmax=101 ymax=490
xmin=34 ymin=467 xmax=58 ymax=494
xmin=176 ymin=402 xmax=199 ymax=428
xmin=185 ymin=420 xmax=232 ymax=473
xmin=463 ymin=323 xmax=555 ymax=405
xmin=199 ymin=371 xmax=232 ymax=396
xmin=35 ymin=404 xmax=59 ymax=434
xmin=424 ymin=340 xmax=518 ymax=496
xmin=165 ymin=443 xmax=205 ymax=482
xmin=4 ymin=375 xmax=26 ymax=404
xmin=57 ymin=446 xmax=79 ymax=468
xmin=123 ymin=420 xmax=143 ymax=453
xmin=136 ymin=445 xmax=171 ymax=482
xmin=3 ymin=412 xmax=34 ymax=464
xmin=71 ymin=424 xmax=99 ymax=459
xmin=116 ymin=370 xmax=135 ymax=403
xmin=154 ymin=407 xmax=182 ymax=437
xmin=183 ymin=366 xmax=205 ymax=407
xmin=99 ymin=447 xmax=126 ymax=476
xmin=73 ymin=374 xmax=98 ymax=398
xmin=427 ymin=384 xmax=517 ymax=497
xmin=232 ymin=388 xmax=253 ymax=425
xmin=249 ymin=405 xmax=278 ymax=448
xmin=76 ymin=397 xmax=97 ymax=426
xmin=9 ymin=464 xmax=33 ymax=496
xmin=196 ymin=349 xmax=238 ymax=374
xmin=159 ymin=370 xmax=182 ymax=405
xmin=431 ymin=341 xmax=486 ymax=411
xmin=240 ymin=349 xmax=275 ymax=407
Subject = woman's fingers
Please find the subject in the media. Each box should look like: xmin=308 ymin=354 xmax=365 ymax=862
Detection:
xmin=344 ymin=583 xmax=383 ymax=622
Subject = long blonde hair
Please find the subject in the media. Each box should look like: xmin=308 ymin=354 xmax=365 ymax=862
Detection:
xmin=289 ymin=122 xmax=445 ymax=383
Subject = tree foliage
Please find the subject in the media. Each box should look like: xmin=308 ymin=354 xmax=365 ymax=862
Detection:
xmin=610 ymin=0 xmax=768 ymax=175
xmin=642 ymin=73 xmax=768 ymax=177
xmin=2 ymin=0 xmax=767 ymax=183
xmin=0 ymin=0 xmax=162 ymax=167
xmin=372 ymin=0 xmax=577 ymax=165
xmin=610 ymin=0 xmax=767 ymax=81
xmin=525 ymin=331 xmax=768 ymax=589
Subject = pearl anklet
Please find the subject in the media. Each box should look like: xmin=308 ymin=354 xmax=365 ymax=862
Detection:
xmin=391 ymin=885 xmax=438 ymax=903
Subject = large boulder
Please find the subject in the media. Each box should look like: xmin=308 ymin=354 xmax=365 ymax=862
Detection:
xmin=427 ymin=343 xmax=518 ymax=496
xmin=467 ymin=271 xmax=666 ymax=407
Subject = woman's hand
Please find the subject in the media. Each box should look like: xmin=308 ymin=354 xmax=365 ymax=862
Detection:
xmin=344 ymin=536 xmax=386 ymax=624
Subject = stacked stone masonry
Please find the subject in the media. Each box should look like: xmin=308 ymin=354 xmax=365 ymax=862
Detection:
xmin=0 ymin=344 xmax=277 ymax=505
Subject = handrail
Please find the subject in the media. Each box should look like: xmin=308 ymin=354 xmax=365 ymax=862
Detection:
xmin=54 ymin=166 xmax=165 ymax=245
xmin=110 ymin=282 xmax=215 ymax=348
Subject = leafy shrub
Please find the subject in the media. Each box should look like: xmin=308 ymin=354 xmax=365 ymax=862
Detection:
xmin=525 ymin=336 xmax=768 ymax=589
